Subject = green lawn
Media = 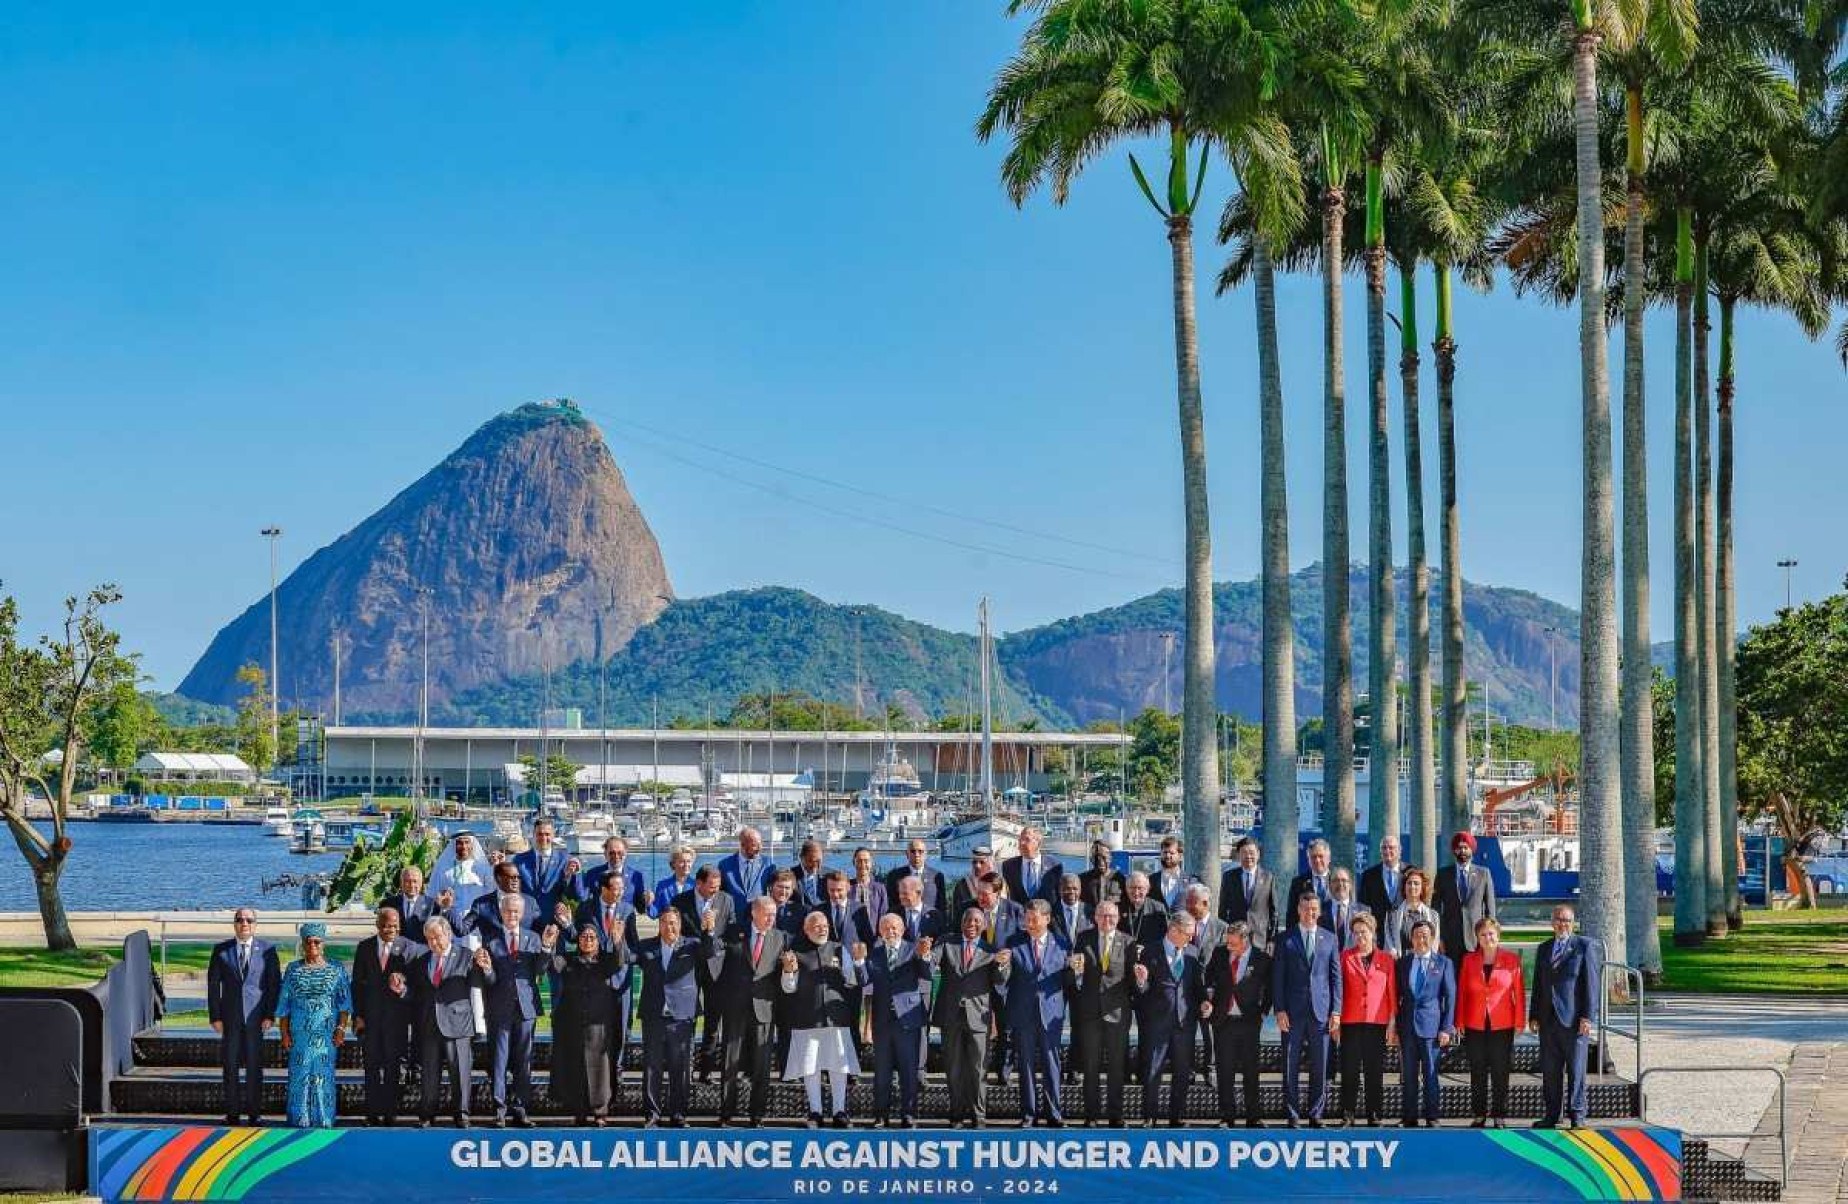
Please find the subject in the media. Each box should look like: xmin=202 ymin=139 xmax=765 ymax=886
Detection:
xmin=0 ymin=941 xmax=346 ymax=989
xmin=1656 ymin=909 xmax=1848 ymax=994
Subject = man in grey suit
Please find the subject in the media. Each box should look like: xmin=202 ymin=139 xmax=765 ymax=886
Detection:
xmin=1436 ymin=831 xmax=1497 ymax=966
xmin=1067 ymin=900 xmax=1133 ymax=1126
xmin=413 ymin=917 xmax=486 ymax=1127
xmin=206 ymin=907 xmax=281 ymax=1126
xmin=1217 ymin=838 xmax=1277 ymax=952
xmin=479 ymin=896 xmax=558 ymax=1127
xmin=929 ymin=907 xmax=1007 ymax=1129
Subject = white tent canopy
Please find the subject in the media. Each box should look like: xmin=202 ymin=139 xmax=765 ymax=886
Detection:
xmin=133 ymin=752 xmax=255 ymax=782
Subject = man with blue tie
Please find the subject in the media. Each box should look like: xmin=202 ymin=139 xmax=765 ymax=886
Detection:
xmin=1359 ymin=835 xmax=1406 ymax=930
xmin=1001 ymin=827 xmax=1064 ymax=907
xmin=632 ymin=906 xmax=720 ymax=1128
xmin=1529 ymin=905 xmax=1601 ymax=1129
xmin=1395 ymin=918 xmax=1457 ymax=1127
xmin=1436 ymin=831 xmax=1497 ymax=969
xmin=576 ymin=835 xmax=648 ymax=913
xmin=1052 ymin=874 xmax=1092 ymax=945
xmin=207 ymin=908 xmax=281 ymax=1126
xmin=891 ymin=875 xmax=943 ymax=943
xmin=1133 ymin=912 xmax=1205 ymax=1128
xmin=1217 ymin=838 xmax=1276 ymax=953
xmin=1324 ymin=870 xmax=1360 ymax=951
xmin=381 ymin=866 xmax=444 ymax=933
xmin=513 ymin=819 xmax=580 ymax=917
xmin=477 ymin=895 xmax=557 ymax=1127
xmin=1287 ymin=839 xmax=1336 ymax=916
xmin=857 ymin=911 xmax=931 ymax=1128
xmin=1272 ymin=892 xmax=1343 ymax=1128
xmin=1002 ymin=901 xmax=1072 ymax=1128
xmin=718 ymin=828 xmax=776 ymax=913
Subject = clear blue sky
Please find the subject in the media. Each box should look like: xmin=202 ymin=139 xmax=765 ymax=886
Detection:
xmin=1 ymin=4 xmax=1841 ymax=691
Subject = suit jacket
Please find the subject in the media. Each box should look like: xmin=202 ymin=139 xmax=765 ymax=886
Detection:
xmin=889 ymin=904 xmax=944 ymax=944
xmin=673 ymin=888 xmax=738 ymax=941
xmin=1204 ymin=946 xmax=1271 ymax=1026
xmin=791 ymin=865 xmax=831 ymax=909
xmin=860 ymin=940 xmax=931 ymax=1033
xmin=1529 ymin=935 xmax=1600 ymax=1031
xmin=1120 ymin=898 xmax=1170 ymax=949
xmin=1151 ymin=868 xmax=1196 ymax=913
xmin=1271 ymin=925 xmax=1344 ymax=1026
xmin=1067 ymin=927 xmax=1134 ymax=1026
xmin=1184 ymin=914 xmax=1228 ymax=962
xmin=884 ymin=865 xmax=947 ymax=914
xmin=1001 ymin=855 xmax=1066 ymax=907
xmin=480 ymin=928 xmax=553 ymax=1022
xmin=650 ymin=874 xmax=696 ymax=918
xmin=1320 ymin=897 xmax=1364 ymax=950
xmin=633 ymin=934 xmax=720 ymax=1024
xmin=712 ymin=924 xmax=790 ymax=1027
xmin=847 ymin=877 xmax=888 ymax=927
xmin=1458 ymin=948 xmax=1527 ymax=1032
xmin=460 ymin=891 xmax=547 ymax=941
xmin=779 ymin=940 xmax=857 ymax=1030
xmin=576 ymin=862 xmax=649 ymax=912
xmin=717 ymin=853 xmax=778 ymax=911
xmin=1217 ymin=865 xmax=1277 ymax=948
xmin=569 ymin=897 xmax=641 ymax=994
xmin=513 ymin=846 xmax=576 ymax=913
xmin=1395 ymin=951 xmax=1457 ymax=1040
xmin=1133 ymin=939 xmax=1205 ymax=1038
xmin=1287 ymin=872 xmax=1336 ymax=916
xmin=1078 ymin=867 xmax=1127 ymax=910
xmin=351 ymin=934 xmax=417 ymax=1030
xmin=1435 ymin=862 xmax=1497 ymax=954
xmin=975 ymin=899 xmax=1024 ymax=951
xmin=411 ymin=943 xmax=485 ymax=1040
xmin=1001 ymin=931 xmax=1071 ymax=1031
xmin=1358 ymin=862 xmax=1408 ymax=928
xmin=1050 ymin=899 xmax=1093 ymax=945
xmin=772 ymin=900 xmax=807 ymax=937
xmin=930 ymin=938 xmax=1002 ymax=1032
xmin=207 ymin=939 xmax=281 ymax=1029
xmin=810 ymin=898 xmax=874 ymax=947
xmin=379 ymin=892 xmax=446 ymax=934
xmin=1337 ymin=947 xmax=1399 ymax=1026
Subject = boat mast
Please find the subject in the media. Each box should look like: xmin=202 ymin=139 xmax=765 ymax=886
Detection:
xmin=979 ymin=597 xmax=995 ymax=821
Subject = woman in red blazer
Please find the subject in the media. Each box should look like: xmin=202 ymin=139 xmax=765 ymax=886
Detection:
xmin=1456 ymin=916 xmax=1527 ymax=1127
xmin=1333 ymin=911 xmax=1398 ymax=1125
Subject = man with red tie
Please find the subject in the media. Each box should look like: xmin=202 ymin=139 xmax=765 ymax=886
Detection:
xmin=711 ymin=897 xmax=788 ymax=1126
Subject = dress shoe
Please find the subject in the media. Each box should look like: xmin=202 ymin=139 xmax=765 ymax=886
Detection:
xmin=454 ymin=1115 xmax=470 ymax=1129
xmin=1167 ymin=1119 xmax=1183 ymax=1128
xmin=1489 ymin=1118 xmax=1505 ymax=1129
xmin=1563 ymin=1119 xmax=1579 ymax=1131
xmin=1533 ymin=1120 xmax=1557 ymax=1130
xmin=1307 ymin=1118 xmax=1323 ymax=1129
xmin=746 ymin=1116 xmax=764 ymax=1128
xmin=1245 ymin=1119 xmax=1262 ymax=1129
xmin=417 ymin=1118 xmax=433 ymax=1129
xmin=494 ymin=1116 xmax=508 ymax=1129
xmin=594 ymin=1117 xmax=608 ymax=1129
xmin=222 ymin=1115 xmax=239 ymax=1127
xmin=1339 ymin=1113 xmax=1354 ymax=1128
xmin=644 ymin=1118 xmax=660 ymax=1129
xmin=900 ymin=1117 xmax=917 ymax=1129
xmin=807 ymin=1113 xmax=822 ymax=1130
xmin=669 ymin=1117 xmax=688 ymax=1129
xmin=246 ymin=1116 xmax=262 ymax=1127
xmin=1143 ymin=1119 xmax=1158 ymax=1129
xmin=1021 ymin=1118 xmax=1038 ymax=1129
xmin=1046 ymin=1118 xmax=1064 ymax=1129
xmin=1285 ymin=1118 xmax=1299 ymax=1130
xmin=1471 ymin=1118 xmax=1487 ymax=1128
xmin=511 ymin=1114 xmax=534 ymax=1129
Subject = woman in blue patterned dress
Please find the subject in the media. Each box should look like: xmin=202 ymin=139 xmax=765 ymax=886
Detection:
xmin=276 ymin=922 xmax=352 ymax=1128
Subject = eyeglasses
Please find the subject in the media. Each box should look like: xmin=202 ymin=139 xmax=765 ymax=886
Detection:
xmin=233 ymin=916 xmax=255 ymax=924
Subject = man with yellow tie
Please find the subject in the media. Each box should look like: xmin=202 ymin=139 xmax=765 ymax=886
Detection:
xmin=1067 ymin=899 xmax=1133 ymax=1126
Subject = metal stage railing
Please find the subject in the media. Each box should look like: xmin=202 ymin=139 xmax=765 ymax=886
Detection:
xmin=1598 ymin=960 xmax=1646 ymax=1084
xmin=1641 ymin=1065 xmax=1788 ymax=1189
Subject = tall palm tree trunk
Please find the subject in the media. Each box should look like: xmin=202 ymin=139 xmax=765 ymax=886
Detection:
xmin=1167 ymin=206 xmax=1222 ymax=890
xmin=1620 ymin=84 xmax=1663 ymax=977
xmin=1671 ymin=208 xmax=1708 ymax=945
xmin=1322 ymin=181 xmax=1358 ymax=872
xmin=1365 ymin=159 xmax=1399 ymax=856
xmin=1435 ymin=267 xmax=1469 ymax=856
xmin=1692 ymin=235 xmax=1725 ymax=938
xmin=1717 ymin=294 xmax=1741 ymax=929
xmin=1400 ymin=259 xmax=1436 ymax=874
xmin=1255 ymin=237 xmax=1300 ymax=904
xmin=1571 ymin=24 xmax=1627 ymax=969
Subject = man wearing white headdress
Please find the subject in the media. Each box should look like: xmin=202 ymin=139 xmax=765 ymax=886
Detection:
xmin=427 ymin=832 xmax=494 ymax=915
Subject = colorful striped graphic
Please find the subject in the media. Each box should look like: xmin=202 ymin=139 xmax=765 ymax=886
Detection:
xmin=1484 ymin=1127 xmax=1683 ymax=1200
xmin=96 ymin=1126 xmax=346 ymax=1201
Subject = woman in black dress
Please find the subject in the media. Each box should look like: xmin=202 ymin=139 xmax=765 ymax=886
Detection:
xmin=551 ymin=924 xmax=629 ymax=1125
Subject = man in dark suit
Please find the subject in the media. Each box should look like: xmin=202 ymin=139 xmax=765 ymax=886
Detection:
xmin=1181 ymin=883 xmax=1228 ymax=958
xmin=1001 ymin=901 xmax=1072 ymax=1127
xmin=513 ymin=818 xmax=581 ymax=917
xmin=1152 ymin=837 xmax=1194 ymax=912
xmin=857 ymin=911 xmax=931 ymax=1127
xmin=949 ymin=848 xmax=999 ymax=917
xmin=813 ymin=870 xmax=873 ymax=946
xmin=1358 ymin=834 xmax=1406 ymax=929
xmin=577 ymin=835 xmax=649 ymax=912
xmin=973 ymin=873 xmax=1025 ymax=1081
xmin=792 ymin=839 xmax=831 ymax=908
xmin=568 ymin=871 xmax=641 ymax=1090
xmin=1272 ymin=891 xmax=1343 ymax=1127
xmin=889 ymin=874 xmax=943 ymax=944
xmin=207 ymin=908 xmax=281 ymax=1125
xmin=717 ymin=827 xmax=776 ymax=913
xmin=1436 ymin=831 xmax=1497 ymax=967
xmin=1395 ymin=918 xmax=1457 ymax=1127
xmin=1204 ymin=920 xmax=1271 ymax=1127
xmin=632 ymin=907 xmax=719 ymax=1127
xmin=460 ymin=862 xmax=548 ymax=941
xmin=381 ymin=866 xmax=444 ymax=933
xmin=1051 ymin=874 xmax=1092 ymax=945
xmin=848 ymin=847 xmax=889 ymax=928
xmin=1120 ymin=872 xmax=1170 ymax=947
xmin=1218 ymin=837 xmax=1277 ymax=953
xmin=1067 ymin=899 xmax=1133 ymax=1126
xmin=1287 ymin=838 xmax=1336 ymax=916
xmin=884 ymin=839 xmax=946 ymax=914
xmin=478 ymin=896 xmax=557 ymax=1126
xmin=710 ymin=897 xmax=788 ymax=1126
xmin=768 ymin=871 xmax=807 ymax=937
xmin=352 ymin=905 xmax=418 ymax=1125
xmin=929 ymin=907 xmax=1004 ymax=1129
xmin=1133 ymin=912 xmax=1205 ymax=1127
xmin=1077 ymin=840 xmax=1127 ymax=910
xmin=1530 ymin=905 xmax=1601 ymax=1129
xmin=1001 ymin=827 xmax=1065 ymax=907
xmin=411 ymin=916 xmax=486 ymax=1127
xmin=1323 ymin=869 xmax=1362 ymax=952
xmin=675 ymin=866 xmax=739 ymax=1079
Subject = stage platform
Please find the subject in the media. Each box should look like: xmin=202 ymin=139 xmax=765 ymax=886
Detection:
xmin=87 ymin=1122 xmax=1697 ymax=1203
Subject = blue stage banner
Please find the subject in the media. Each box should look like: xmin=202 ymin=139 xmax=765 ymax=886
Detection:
xmin=91 ymin=1125 xmax=1683 ymax=1204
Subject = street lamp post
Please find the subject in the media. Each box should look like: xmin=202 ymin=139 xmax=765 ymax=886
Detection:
xmin=1542 ymin=625 xmax=1561 ymax=731
xmin=1776 ymin=559 xmax=1798 ymax=612
xmin=260 ymin=527 xmax=282 ymax=775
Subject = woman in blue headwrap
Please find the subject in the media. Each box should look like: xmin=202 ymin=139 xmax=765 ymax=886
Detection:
xmin=276 ymin=921 xmax=352 ymax=1128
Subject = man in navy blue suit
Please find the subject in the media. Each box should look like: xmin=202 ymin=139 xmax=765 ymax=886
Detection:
xmin=477 ymin=896 xmax=558 ymax=1127
xmin=513 ymin=819 xmax=580 ymax=916
xmin=381 ymin=866 xmax=445 ymax=933
xmin=1051 ymin=874 xmax=1092 ymax=945
xmin=1001 ymin=901 xmax=1073 ymax=1127
xmin=1395 ymin=918 xmax=1457 ymax=1127
xmin=460 ymin=862 xmax=548 ymax=941
xmin=1530 ymin=905 xmax=1601 ymax=1129
xmin=1133 ymin=912 xmax=1206 ymax=1128
xmin=717 ymin=827 xmax=776 ymax=913
xmin=207 ymin=907 xmax=281 ymax=1125
xmin=1002 ymin=827 xmax=1065 ymax=907
xmin=1272 ymin=891 xmax=1344 ymax=1127
xmin=576 ymin=835 xmax=648 ymax=912
xmin=857 ymin=911 xmax=931 ymax=1127
xmin=632 ymin=906 xmax=721 ymax=1127
xmin=885 ymin=839 xmax=948 ymax=914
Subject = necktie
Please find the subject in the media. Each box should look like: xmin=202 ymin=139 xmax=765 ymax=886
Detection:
xmin=379 ymin=943 xmax=389 ymax=971
xmin=239 ymin=944 xmax=250 ymax=975
xmin=433 ymin=955 xmax=444 ymax=986
xmin=1315 ymin=875 xmax=1326 ymax=899
xmin=1245 ymin=869 xmax=1255 ymax=901
xmin=887 ymin=943 xmax=898 ymax=970
xmin=906 ymin=910 xmax=919 ymax=940
xmin=1385 ymin=867 xmax=1397 ymax=900
xmin=1100 ymin=938 xmax=1110 ymax=972
xmin=835 ymin=906 xmax=845 ymax=936
xmin=1303 ymin=929 xmax=1315 ymax=963
xmin=963 ymin=944 xmax=974 ymax=972
xmin=1553 ymin=939 xmax=1567 ymax=968
xmin=751 ymin=931 xmax=764 ymax=966
xmin=1068 ymin=907 xmax=1079 ymax=934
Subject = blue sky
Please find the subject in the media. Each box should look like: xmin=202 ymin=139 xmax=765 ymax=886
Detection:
xmin=1 ymin=4 xmax=1841 ymax=691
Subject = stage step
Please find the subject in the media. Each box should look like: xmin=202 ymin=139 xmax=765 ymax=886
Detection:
xmin=1681 ymin=1138 xmax=1783 ymax=1202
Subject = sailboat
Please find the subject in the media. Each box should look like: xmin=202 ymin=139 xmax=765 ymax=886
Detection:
xmin=933 ymin=597 xmax=1022 ymax=861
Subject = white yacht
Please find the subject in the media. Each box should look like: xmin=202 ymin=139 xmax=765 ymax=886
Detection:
xmin=262 ymin=806 xmax=293 ymax=837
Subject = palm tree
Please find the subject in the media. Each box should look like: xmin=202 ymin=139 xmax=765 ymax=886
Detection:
xmin=1670 ymin=204 xmax=1709 ymax=944
xmin=978 ymin=0 xmax=1293 ymax=890
xmin=1320 ymin=129 xmax=1362 ymax=873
